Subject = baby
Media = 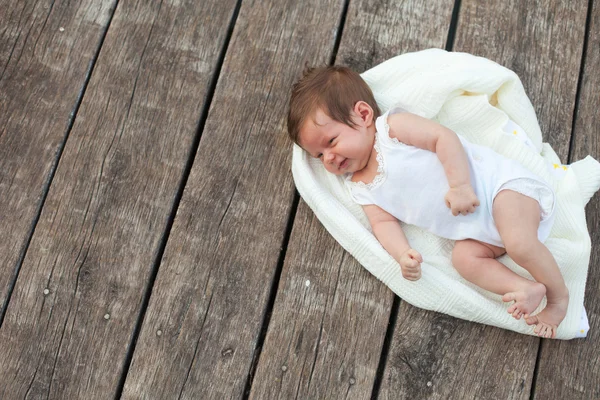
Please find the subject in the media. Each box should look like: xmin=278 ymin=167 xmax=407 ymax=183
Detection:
xmin=287 ymin=65 xmax=569 ymax=338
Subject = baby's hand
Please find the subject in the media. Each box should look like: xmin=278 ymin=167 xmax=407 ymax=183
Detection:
xmin=399 ymin=249 xmax=423 ymax=281
xmin=444 ymin=184 xmax=480 ymax=216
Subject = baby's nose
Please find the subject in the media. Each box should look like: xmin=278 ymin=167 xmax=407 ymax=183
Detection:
xmin=324 ymin=151 xmax=335 ymax=163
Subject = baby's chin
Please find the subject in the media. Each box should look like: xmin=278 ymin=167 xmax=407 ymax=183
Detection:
xmin=325 ymin=169 xmax=344 ymax=176
xmin=330 ymin=168 xmax=356 ymax=177
xmin=324 ymin=163 xmax=361 ymax=176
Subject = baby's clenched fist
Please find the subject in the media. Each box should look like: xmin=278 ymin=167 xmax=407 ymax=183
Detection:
xmin=444 ymin=184 xmax=480 ymax=216
xmin=399 ymin=248 xmax=423 ymax=281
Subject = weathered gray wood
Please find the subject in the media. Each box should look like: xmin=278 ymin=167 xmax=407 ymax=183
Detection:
xmin=0 ymin=0 xmax=115 ymax=316
xmin=336 ymin=0 xmax=455 ymax=71
xmin=251 ymin=201 xmax=392 ymax=399
xmin=381 ymin=304 xmax=536 ymax=399
xmin=120 ymin=0 xmax=347 ymax=398
xmin=249 ymin=1 xmax=455 ymax=398
xmin=534 ymin=2 xmax=600 ymax=398
xmin=0 ymin=0 xmax=237 ymax=397
xmin=377 ymin=1 xmax=588 ymax=399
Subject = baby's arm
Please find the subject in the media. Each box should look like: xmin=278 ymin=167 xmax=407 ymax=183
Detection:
xmin=387 ymin=112 xmax=480 ymax=216
xmin=363 ymin=204 xmax=422 ymax=280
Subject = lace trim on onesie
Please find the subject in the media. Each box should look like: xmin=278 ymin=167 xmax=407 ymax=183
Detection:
xmin=380 ymin=106 xmax=410 ymax=147
xmin=347 ymin=107 xmax=407 ymax=191
xmin=350 ymin=134 xmax=385 ymax=190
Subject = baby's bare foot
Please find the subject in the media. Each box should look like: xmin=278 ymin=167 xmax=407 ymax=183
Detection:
xmin=524 ymin=295 xmax=569 ymax=339
xmin=502 ymin=281 xmax=546 ymax=320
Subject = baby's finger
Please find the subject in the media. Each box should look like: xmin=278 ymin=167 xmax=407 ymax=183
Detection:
xmin=407 ymin=249 xmax=423 ymax=263
xmin=403 ymin=271 xmax=421 ymax=281
xmin=445 ymin=199 xmax=451 ymax=209
xmin=412 ymin=251 xmax=423 ymax=263
xmin=407 ymin=263 xmax=422 ymax=273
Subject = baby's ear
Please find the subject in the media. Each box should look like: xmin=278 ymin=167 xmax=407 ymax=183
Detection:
xmin=353 ymin=101 xmax=374 ymax=125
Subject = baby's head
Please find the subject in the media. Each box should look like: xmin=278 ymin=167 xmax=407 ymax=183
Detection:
xmin=287 ymin=65 xmax=381 ymax=174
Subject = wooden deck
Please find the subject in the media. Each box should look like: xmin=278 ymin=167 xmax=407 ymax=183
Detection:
xmin=1 ymin=0 xmax=598 ymax=398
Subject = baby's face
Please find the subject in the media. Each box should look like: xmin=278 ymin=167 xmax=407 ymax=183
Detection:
xmin=299 ymin=108 xmax=374 ymax=176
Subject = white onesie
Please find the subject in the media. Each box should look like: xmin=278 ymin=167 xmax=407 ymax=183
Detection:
xmin=345 ymin=106 xmax=556 ymax=248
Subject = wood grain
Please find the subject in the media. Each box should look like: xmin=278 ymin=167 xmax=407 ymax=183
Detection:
xmin=534 ymin=1 xmax=600 ymax=398
xmin=382 ymin=304 xmax=535 ymax=399
xmin=0 ymin=0 xmax=237 ymax=397
xmin=377 ymin=0 xmax=588 ymax=399
xmin=249 ymin=0 xmax=455 ymax=398
xmin=337 ymin=0 xmax=456 ymax=71
xmin=250 ymin=201 xmax=392 ymax=399
xmin=0 ymin=0 xmax=115 ymax=316
xmin=120 ymin=0 xmax=346 ymax=398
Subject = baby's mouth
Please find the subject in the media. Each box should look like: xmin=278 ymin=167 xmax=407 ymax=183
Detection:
xmin=339 ymin=159 xmax=348 ymax=170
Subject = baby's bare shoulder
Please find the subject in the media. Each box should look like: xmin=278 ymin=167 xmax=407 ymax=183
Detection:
xmin=387 ymin=112 xmax=420 ymax=134
xmin=386 ymin=112 xmax=446 ymax=151
xmin=385 ymin=112 xmax=417 ymax=144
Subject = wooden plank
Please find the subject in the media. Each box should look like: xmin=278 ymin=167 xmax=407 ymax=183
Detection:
xmin=381 ymin=305 xmax=537 ymax=399
xmin=377 ymin=1 xmax=588 ymax=398
xmin=0 ymin=0 xmax=238 ymax=397
xmin=120 ymin=0 xmax=347 ymax=398
xmin=0 ymin=0 xmax=115 ymax=315
xmin=249 ymin=1 xmax=455 ymax=398
xmin=250 ymin=201 xmax=392 ymax=399
xmin=534 ymin=2 xmax=600 ymax=398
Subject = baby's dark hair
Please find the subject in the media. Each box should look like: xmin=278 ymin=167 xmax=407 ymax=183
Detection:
xmin=287 ymin=65 xmax=381 ymax=144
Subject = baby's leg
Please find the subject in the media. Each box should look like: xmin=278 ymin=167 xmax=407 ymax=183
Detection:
xmin=493 ymin=190 xmax=569 ymax=338
xmin=452 ymin=239 xmax=546 ymax=319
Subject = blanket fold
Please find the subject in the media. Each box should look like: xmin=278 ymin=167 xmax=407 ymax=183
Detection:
xmin=292 ymin=49 xmax=600 ymax=339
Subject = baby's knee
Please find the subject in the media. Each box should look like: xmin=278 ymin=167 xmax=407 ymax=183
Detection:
xmin=503 ymin=236 xmax=539 ymax=264
xmin=452 ymin=243 xmax=479 ymax=276
xmin=451 ymin=245 xmax=468 ymax=267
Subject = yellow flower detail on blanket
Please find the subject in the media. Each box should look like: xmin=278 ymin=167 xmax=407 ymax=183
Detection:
xmin=553 ymin=163 xmax=568 ymax=171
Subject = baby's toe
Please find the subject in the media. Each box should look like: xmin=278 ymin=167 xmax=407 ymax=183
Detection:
xmin=502 ymin=292 xmax=517 ymax=303
xmin=536 ymin=324 xmax=554 ymax=338
xmin=525 ymin=314 xmax=538 ymax=326
xmin=538 ymin=325 xmax=547 ymax=337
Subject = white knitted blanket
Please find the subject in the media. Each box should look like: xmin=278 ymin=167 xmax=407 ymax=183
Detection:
xmin=292 ymin=49 xmax=600 ymax=339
